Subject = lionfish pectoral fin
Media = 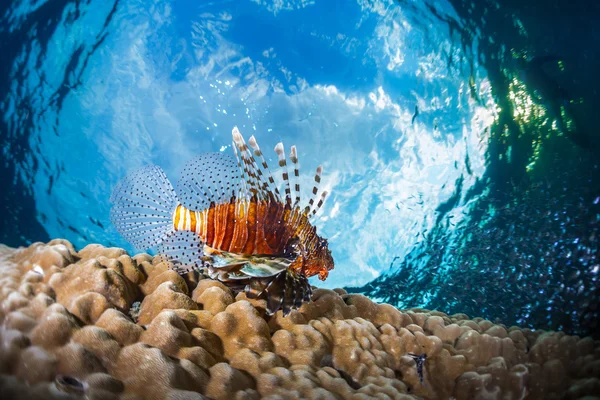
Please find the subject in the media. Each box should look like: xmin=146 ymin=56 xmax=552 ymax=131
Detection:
xmin=245 ymin=277 xmax=269 ymax=299
xmin=156 ymin=230 xmax=207 ymax=274
xmin=216 ymin=261 xmax=249 ymax=271
xmin=281 ymin=272 xmax=296 ymax=316
xmin=239 ymin=256 xmax=293 ymax=277
xmin=264 ymin=270 xmax=287 ymax=315
xmin=261 ymin=268 xmax=312 ymax=316
xmin=110 ymin=165 xmax=179 ymax=251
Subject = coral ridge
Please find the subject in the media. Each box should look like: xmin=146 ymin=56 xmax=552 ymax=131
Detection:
xmin=0 ymin=241 xmax=598 ymax=400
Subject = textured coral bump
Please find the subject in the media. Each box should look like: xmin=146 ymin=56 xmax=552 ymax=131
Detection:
xmin=0 ymin=240 xmax=599 ymax=399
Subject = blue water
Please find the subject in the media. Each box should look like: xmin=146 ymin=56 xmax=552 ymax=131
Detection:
xmin=1 ymin=0 xmax=598 ymax=336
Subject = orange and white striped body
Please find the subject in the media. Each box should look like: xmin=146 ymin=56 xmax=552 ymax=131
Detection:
xmin=173 ymin=204 xmax=202 ymax=235
xmin=171 ymin=200 xmax=327 ymax=279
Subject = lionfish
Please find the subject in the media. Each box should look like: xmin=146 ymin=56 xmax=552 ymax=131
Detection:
xmin=110 ymin=127 xmax=334 ymax=315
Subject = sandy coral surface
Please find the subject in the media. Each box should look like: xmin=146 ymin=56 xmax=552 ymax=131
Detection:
xmin=0 ymin=240 xmax=599 ymax=400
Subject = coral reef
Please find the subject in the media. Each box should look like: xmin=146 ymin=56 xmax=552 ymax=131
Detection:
xmin=0 ymin=240 xmax=599 ymax=399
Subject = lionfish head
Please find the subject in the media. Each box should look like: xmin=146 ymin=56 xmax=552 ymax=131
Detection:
xmin=305 ymin=236 xmax=334 ymax=281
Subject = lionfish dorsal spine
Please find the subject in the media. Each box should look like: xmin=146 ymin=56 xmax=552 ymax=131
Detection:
xmin=248 ymin=134 xmax=282 ymax=203
xmin=232 ymin=127 xmax=327 ymax=221
xmin=231 ymin=140 xmax=251 ymax=215
xmin=274 ymin=142 xmax=293 ymax=206
xmin=232 ymin=128 xmax=261 ymax=200
xmin=303 ymin=165 xmax=326 ymax=218
xmin=312 ymin=190 xmax=328 ymax=217
xmin=289 ymin=145 xmax=301 ymax=207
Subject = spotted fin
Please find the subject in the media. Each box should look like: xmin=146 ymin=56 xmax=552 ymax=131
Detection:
xmin=176 ymin=153 xmax=241 ymax=211
xmin=156 ymin=230 xmax=207 ymax=274
xmin=110 ymin=165 xmax=178 ymax=251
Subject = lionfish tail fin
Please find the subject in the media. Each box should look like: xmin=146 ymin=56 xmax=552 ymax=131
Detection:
xmin=110 ymin=165 xmax=178 ymax=251
xmin=156 ymin=230 xmax=207 ymax=274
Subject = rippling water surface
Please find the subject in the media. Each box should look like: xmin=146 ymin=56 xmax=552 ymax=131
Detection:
xmin=1 ymin=0 xmax=598 ymax=336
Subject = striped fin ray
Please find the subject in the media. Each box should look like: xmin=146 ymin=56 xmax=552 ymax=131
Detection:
xmin=248 ymin=135 xmax=282 ymax=203
xmin=231 ymin=143 xmax=251 ymax=215
xmin=304 ymin=165 xmax=325 ymax=218
xmin=208 ymin=262 xmax=312 ymax=316
xmin=311 ymin=190 xmax=329 ymax=217
xmin=243 ymin=268 xmax=311 ymax=316
xmin=156 ymin=230 xmax=207 ymax=274
xmin=263 ymin=268 xmax=312 ymax=316
xmin=289 ymin=145 xmax=301 ymax=206
xmin=274 ymin=142 xmax=292 ymax=205
xmin=265 ymin=271 xmax=286 ymax=315
xmin=110 ymin=165 xmax=178 ymax=250
xmin=232 ymin=127 xmax=270 ymax=201
xmin=176 ymin=153 xmax=241 ymax=211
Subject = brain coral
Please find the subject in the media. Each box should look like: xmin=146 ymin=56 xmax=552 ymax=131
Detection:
xmin=0 ymin=240 xmax=598 ymax=399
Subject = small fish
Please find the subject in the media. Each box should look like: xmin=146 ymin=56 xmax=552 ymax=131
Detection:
xmin=411 ymin=105 xmax=419 ymax=125
xmin=110 ymin=127 xmax=334 ymax=316
xmin=408 ymin=352 xmax=427 ymax=383
xmin=518 ymin=55 xmax=591 ymax=149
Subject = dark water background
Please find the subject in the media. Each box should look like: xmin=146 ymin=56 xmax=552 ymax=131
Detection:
xmin=349 ymin=0 xmax=600 ymax=337
xmin=1 ymin=0 xmax=599 ymax=337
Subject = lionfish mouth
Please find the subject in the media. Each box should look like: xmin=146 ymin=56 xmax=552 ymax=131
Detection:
xmin=110 ymin=126 xmax=332 ymax=316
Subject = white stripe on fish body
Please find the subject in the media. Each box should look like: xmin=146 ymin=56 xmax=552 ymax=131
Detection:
xmin=177 ymin=206 xmax=185 ymax=231
xmin=194 ymin=210 xmax=202 ymax=235
xmin=184 ymin=208 xmax=191 ymax=231
xmin=172 ymin=206 xmax=179 ymax=231
xmin=201 ymin=208 xmax=208 ymax=237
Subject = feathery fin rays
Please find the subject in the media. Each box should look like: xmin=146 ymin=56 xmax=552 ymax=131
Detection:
xmin=176 ymin=153 xmax=240 ymax=211
xmin=157 ymin=230 xmax=207 ymax=273
xmin=109 ymin=165 xmax=178 ymax=251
